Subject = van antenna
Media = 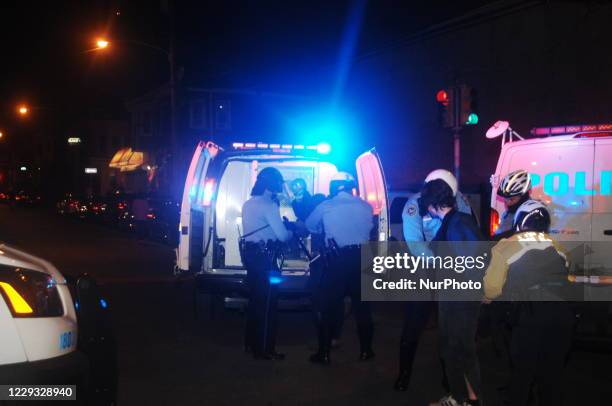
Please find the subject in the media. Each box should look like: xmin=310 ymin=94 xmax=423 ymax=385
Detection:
xmin=486 ymin=121 xmax=524 ymax=146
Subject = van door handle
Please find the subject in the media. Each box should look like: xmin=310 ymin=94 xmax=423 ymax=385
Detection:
xmin=604 ymin=230 xmax=612 ymax=236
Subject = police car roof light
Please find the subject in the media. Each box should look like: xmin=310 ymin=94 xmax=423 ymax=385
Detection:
xmin=230 ymin=142 xmax=331 ymax=154
xmin=530 ymin=123 xmax=612 ymax=137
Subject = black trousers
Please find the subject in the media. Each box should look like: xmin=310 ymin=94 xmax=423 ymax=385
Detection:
xmin=243 ymin=245 xmax=278 ymax=355
xmin=310 ymin=258 xmax=345 ymax=341
xmin=398 ymin=301 xmax=452 ymax=388
xmin=317 ymin=247 xmax=373 ymax=353
xmin=438 ymin=301 xmax=482 ymax=402
xmin=509 ymin=302 xmax=574 ymax=406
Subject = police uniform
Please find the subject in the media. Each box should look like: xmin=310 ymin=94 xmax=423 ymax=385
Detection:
xmin=395 ymin=191 xmax=472 ymax=391
xmin=241 ymin=194 xmax=292 ymax=358
xmin=305 ymin=190 xmax=374 ymax=361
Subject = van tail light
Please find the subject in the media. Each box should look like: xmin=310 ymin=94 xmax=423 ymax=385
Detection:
xmin=202 ymin=179 xmax=216 ymax=207
xmin=489 ymin=208 xmax=500 ymax=237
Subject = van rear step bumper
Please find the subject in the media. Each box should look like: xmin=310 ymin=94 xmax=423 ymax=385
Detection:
xmin=195 ymin=272 xmax=311 ymax=297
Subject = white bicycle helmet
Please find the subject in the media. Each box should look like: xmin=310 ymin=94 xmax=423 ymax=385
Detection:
xmin=498 ymin=169 xmax=531 ymax=198
xmin=424 ymin=169 xmax=458 ymax=196
xmin=513 ymin=200 xmax=550 ymax=232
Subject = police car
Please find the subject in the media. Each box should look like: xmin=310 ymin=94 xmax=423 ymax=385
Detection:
xmin=0 ymin=245 xmax=116 ymax=403
xmin=175 ymin=141 xmax=389 ymax=307
xmin=488 ymin=122 xmax=612 ymax=283
xmin=0 ymin=244 xmax=85 ymax=385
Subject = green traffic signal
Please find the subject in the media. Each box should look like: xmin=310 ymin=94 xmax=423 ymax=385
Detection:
xmin=466 ymin=113 xmax=479 ymax=125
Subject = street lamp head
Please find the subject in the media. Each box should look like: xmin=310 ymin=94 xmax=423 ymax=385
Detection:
xmin=17 ymin=105 xmax=29 ymax=116
xmin=96 ymin=38 xmax=109 ymax=49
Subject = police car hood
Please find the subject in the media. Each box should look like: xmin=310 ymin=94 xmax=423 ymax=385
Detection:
xmin=0 ymin=244 xmax=66 ymax=282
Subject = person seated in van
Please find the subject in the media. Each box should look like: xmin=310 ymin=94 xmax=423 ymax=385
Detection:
xmin=495 ymin=169 xmax=533 ymax=240
xmin=290 ymin=178 xmax=326 ymax=222
xmin=305 ymin=172 xmax=375 ymax=365
xmin=483 ymin=200 xmax=575 ymax=406
xmin=241 ymin=167 xmax=293 ymax=361
xmin=418 ymin=179 xmax=484 ymax=406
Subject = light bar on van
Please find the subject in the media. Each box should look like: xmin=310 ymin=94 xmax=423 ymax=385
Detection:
xmin=231 ymin=142 xmax=332 ymax=154
xmin=530 ymin=124 xmax=612 ymax=136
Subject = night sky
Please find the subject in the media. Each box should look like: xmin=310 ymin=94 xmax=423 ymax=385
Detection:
xmin=0 ymin=0 xmax=491 ymax=119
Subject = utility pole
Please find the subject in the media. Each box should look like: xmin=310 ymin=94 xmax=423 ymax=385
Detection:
xmin=452 ymin=85 xmax=461 ymax=184
xmin=168 ymin=0 xmax=179 ymax=199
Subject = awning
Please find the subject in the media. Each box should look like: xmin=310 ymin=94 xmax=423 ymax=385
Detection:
xmin=109 ymin=148 xmax=146 ymax=172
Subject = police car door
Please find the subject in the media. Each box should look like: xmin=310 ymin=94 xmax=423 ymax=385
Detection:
xmin=356 ymin=149 xmax=389 ymax=242
xmin=176 ymin=141 xmax=218 ymax=273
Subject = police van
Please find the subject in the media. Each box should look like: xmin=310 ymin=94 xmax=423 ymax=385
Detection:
xmin=488 ymin=122 xmax=612 ymax=284
xmin=175 ymin=141 xmax=388 ymax=303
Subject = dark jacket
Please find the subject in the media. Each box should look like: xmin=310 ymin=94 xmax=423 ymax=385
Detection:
xmin=433 ymin=209 xmax=484 ymax=243
xmin=432 ymin=209 xmax=486 ymax=301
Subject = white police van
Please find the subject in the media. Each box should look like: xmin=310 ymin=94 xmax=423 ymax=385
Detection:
xmin=488 ymin=122 xmax=612 ymax=283
xmin=0 ymin=244 xmax=84 ymax=385
xmin=175 ymin=141 xmax=388 ymax=301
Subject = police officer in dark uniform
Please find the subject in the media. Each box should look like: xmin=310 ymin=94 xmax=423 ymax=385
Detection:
xmin=305 ymin=172 xmax=375 ymax=365
xmin=241 ymin=167 xmax=293 ymax=360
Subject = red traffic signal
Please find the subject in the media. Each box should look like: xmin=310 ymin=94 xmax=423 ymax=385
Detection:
xmin=436 ymin=90 xmax=450 ymax=106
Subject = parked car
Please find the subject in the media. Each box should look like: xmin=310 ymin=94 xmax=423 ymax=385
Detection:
xmin=0 ymin=244 xmax=116 ymax=403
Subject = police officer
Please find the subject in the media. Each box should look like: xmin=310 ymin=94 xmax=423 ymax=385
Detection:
xmin=241 ymin=167 xmax=293 ymax=360
xmin=395 ymin=169 xmax=472 ymax=391
xmin=483 ymin=200 xmax=575 ymax=405
xmin=290 ymin=178 xmax=345 ymax=347
xmin=305 ymin=172 xmax=374 ymax=364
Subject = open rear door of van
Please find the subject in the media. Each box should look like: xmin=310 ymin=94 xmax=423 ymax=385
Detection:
xmin=176 ymin=141 xmax=218 ymax=274
xmin=356 ymin=149 xmax=389 ymax=242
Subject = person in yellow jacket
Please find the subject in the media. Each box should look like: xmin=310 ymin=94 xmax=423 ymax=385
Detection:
xmin=483 ymin=200 xmax=575 ymax=406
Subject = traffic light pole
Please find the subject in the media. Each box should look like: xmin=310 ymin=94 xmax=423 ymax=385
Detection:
xmin=452 ymin=86 xmax=461 ymax=183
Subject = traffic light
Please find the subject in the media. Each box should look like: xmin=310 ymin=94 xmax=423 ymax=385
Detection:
xmin=436 ymin=89 xmax=454 ymax=128
xmin=459 ymin=85 xmax=478 ymax=126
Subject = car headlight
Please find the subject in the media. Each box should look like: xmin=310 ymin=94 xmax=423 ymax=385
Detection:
xmin=0 ymin=266 xmax=64 ymax=317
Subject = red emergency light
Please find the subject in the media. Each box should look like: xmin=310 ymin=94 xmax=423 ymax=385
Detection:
xmin=530 ymin=123 xmax=612 ymax=136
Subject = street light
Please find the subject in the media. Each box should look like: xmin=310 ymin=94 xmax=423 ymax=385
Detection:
xmin=96 ymin=38 xmax=109 ymax=49
xmin=17 ymin=105 xmax=29 ymax=116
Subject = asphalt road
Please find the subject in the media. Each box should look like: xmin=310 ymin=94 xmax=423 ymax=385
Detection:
xmin=1 ymin=205 xmax=611 ymax=405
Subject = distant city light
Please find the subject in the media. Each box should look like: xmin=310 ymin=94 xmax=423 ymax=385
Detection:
xmin=84 ymin=168 xmax=98 ymax=174
xmin=20 ymin=166 xmax=27 ymax=172
xmin=67 ymin=137 xmax=82 ymax=144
